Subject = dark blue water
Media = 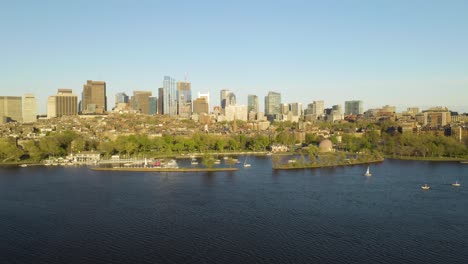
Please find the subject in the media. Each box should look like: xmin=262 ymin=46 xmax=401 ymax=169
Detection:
xmin=1 ymin=158 xmax=467 ymax=264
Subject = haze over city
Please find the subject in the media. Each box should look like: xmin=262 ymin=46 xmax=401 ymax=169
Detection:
xmin=1 ymin=0 xmax=467 ymax=113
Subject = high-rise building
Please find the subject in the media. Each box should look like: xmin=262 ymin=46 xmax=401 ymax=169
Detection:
xmin=312 ymin=100 xmax=324 ymax=116
xmin=131 ymin=91 xmax=152 ymax=114
xmin=158 ymin=88 xmax=164 ymax=114
xmin=23 ymin=94 xmax=37 ymax=123
xmin=115 ymin=92 xmax=129 ymax=105
xmin=163 ymin=76 xmax=177 ymax=116
xmin=149 ymin=97 xmax=157 ymax=115
xmin=177 ymin=81 xmax=192 ymax=117
xmin=220 ymin=89 xmax=230 ymax=109
xmin=0 ymin=96 xmax=22 ymax=124
xmin=82 ymin=80 xmax=107 ymax=114
xmin=193 ymin=97 xmax=209 ymax=114
xmin=247 ymin=94 xmax=259 ymax=113
xmin=198 ymin=92 xmax=210 ymax=113
xmin=225 ymin=105 xmax=248 ymax=121
xmin=289 ymin=102 xmax=303 ymax=116
xmin=47 ymin=89 xmax=78 ymax=118
xmin=264 ymin=91 xmax=281 ymax=117
xmin=344 ymin=100 xmax=364 ymax=115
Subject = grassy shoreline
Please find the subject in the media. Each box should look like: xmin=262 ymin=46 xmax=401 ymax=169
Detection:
xmin=384 ymin=155 xmax=467 ymax=162
xmin=273 ymin=158 xmax=384 ymax=170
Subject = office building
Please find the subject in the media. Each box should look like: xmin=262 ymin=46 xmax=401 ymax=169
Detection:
xmin=345 ymin=100 xmax=364 ymax=115
xmin=0 ymin=96 xmax=22 ymax=124
xmin=23 ymin=94 xmax=37 ymax=123
xmin=131 ymin=91 xmax=152 ymax=114
xmin=225 ymin=105 xmax=248 ymax=121
xmin=158 ymin=88 xmax=164 ymax=114
xmin=193 ymin=97 xmax=209 ymax=114
xmin=47 ymin=89 xmax=78 ymax=118
xmin=115 ymin=92 xmax=129 ymax=105
xmin=82 ymin=80 xmax=107 ymax=114
xmin=149 ymin=97 xmax=157 ymax=115
xmin=177 ymin=81 xmax=192 ymax=117
xmin=198 ymin=92 xmax=210 ymax=112
xmin=247 ymin=94 xmax=259 ymax=113
xmin=264 ymin=91 xmax=281 ymax=119
xmin=162 ymin=76 xmax=177 ymax=116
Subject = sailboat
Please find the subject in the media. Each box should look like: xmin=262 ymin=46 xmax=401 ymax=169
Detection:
xmin=364 ymin=166 xmax=372 ymax=176
xmin=421 ymin=184 xmax=430 ymax=190
xmin=243 ymin=156 xmax=251 ymax=168
xmin=452 ymin=180 xmax=461 ymax=187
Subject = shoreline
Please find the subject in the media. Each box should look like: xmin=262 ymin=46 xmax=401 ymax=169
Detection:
xmin=90 ymin=167 xmax=239 ymax=172
xmin=273 ymin=159 xmax=384 ymax=170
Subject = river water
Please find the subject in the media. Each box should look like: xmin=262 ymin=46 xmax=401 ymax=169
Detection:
xmin=1 ymin=157 xmax=467 ymax=264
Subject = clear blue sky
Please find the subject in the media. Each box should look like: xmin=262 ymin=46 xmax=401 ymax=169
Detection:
xmin=1 ymin=0 xmax=467 ymax=114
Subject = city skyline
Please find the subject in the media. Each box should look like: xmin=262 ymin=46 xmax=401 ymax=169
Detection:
xmin=1 ymin=1 xmax=468 ymax=113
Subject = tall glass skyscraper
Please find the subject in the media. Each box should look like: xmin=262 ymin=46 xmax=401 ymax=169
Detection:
xmin=163 ymin=76 xmax=177 ymax=116
xmin=264 ymin=91 xmax=281 ymax=116
xmin=247 ymin=94 xmax=258 ymax=113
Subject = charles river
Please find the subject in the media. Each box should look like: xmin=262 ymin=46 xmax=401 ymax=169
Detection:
xmin=1 ymin=157 xmax=467 ymax=264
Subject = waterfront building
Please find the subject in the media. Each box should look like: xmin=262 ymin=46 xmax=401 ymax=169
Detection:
xmin=264 ymin=91 xmax=281 ymax=120
xmin=82 ymin=80 xmax=107 ymax=114
xmin=0 ymin=96 xmax=22 ymax=124
xmin=162 ymin=76 xmax=177 ymax=116
xmin=47 ymin=89 xmax=78 ymax=118
xmin=177 ymin=81 xmax=192 ymax=118
xmin=131 ymin=91 xmax=152 ymax=114
xmin=23 ymin=94 xmax=37 ymax=123
xmin=345 ymin=100 xmax=364 ymax=115
xmin=247 ymin=94 xmax=259 ymax=113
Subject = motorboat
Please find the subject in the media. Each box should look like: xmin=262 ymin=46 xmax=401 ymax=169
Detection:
xmin=421 ymin=184 xmax=430 ymax=190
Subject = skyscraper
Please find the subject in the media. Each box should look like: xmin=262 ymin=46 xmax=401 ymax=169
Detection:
xmin=220 ymin=89 xmax=230 ymax=109
xmin=131 ymin=91 xmax=152 ymax=114
xmin=158 ymin=88 xmax=164 ymax=114
xmin=47 ymin=89 xmax=78 ymax=118
xmin=23 ymin=94 xmax=37 ymax=123
xmin=247 ymin=94 xmax=259 ymax=113
xmin=82 ymin=80 xmax=107 ymax=114
xmin=264 ymin=91 xmax=281 ymax=117
xmin=0 ymin=96 xmax=22 ymax=124
xmin=163 ymin=76 xmax=177 ymax=116
xmin=312 ymin=100 xmax=324 ymax=116
xmin=198 ymin=92 xmax=210 ymax=113
xmin=193 ymin=97 xmax=209 ymax=114
xmin=115 ymin=92 xmax=129 ymax=105
xmin=149 ymin=97 xmax=157 ymax=115
xmin=177 ymin=81 xmax=192 ymax=117
xmin=345 ymin=100 xmax=364 ymax=115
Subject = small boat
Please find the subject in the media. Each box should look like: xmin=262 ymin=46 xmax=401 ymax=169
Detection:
xmin=421 ymin=184 xmax=430 ymax=190
xmin=364 ymin=166 xmax=372 ymax=176
xmin=214 ymin=159 xmax=221 ymax=165
xmin=243 ymin=156 xmax=251 ymax=168
xmin=452 ymin=181 xmax=461 ymax=187
xmin=190 ymin=158 xmax=198 ymax=165
xmin=19 ymin=164 xmax=28 ymax=168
